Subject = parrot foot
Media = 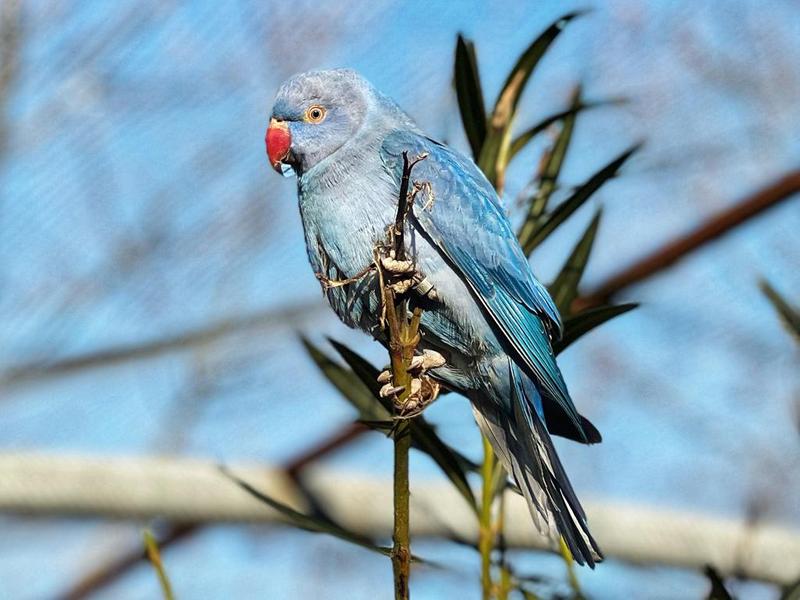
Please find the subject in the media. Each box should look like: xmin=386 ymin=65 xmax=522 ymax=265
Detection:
xmin=395 ymin=375 xmax=440 ymax=419
xmin=376 ymin=350 xmax=446 ymax=418
xmin=377 ymin=252 xmax=439 ymax=301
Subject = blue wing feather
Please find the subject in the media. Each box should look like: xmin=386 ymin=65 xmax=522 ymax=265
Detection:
xmin=380 ymin=130 xmax=585 ymax=437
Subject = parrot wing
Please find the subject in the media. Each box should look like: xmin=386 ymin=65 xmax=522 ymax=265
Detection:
xmin=380 ymin=129 xmax=587 ymax=440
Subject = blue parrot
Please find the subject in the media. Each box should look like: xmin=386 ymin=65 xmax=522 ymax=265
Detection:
xmin=266 ymin=69 xmax=602 ymax=565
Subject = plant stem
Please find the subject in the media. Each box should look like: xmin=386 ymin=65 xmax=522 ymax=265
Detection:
xmin=496 ymin=493 xmax=512 ymax=600
xmin=383 ymin=151 xmax=427 ymax=600
xmin=479 ymin=434 xmax=495 ymax=600
xmin=392 ymin=417 xmax=412 ymax=600
xmin=143 ymin=530 xmax=175 ymax=600
xmin=385 ymin=293 xmax=416 ymax=600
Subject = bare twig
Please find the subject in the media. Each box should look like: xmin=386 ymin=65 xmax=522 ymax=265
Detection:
xmin=59 ymin=525 xmax=195 ymax=600
xmin=5 ymin=453 xmax=800 ymax=585
xmin=380 ymin=150 xmax=428 ymax=600
xmin=0 ymin=0 xmax=21 ymax=163
xmin=574 ymin=169 xmax=800 ymax=310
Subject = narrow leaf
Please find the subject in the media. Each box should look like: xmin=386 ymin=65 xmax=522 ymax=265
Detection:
xmin=548 ymin=209 xmax=602 ymax=314
xmin=558 ymin=537 xmax=583 ymax=597
xmin=329 ymin=339 xmax=478 ymax=513
xmin=520 ymin=143 xmax=640 ymax=254
xmin=528 ymin=85 xmax=582 ymax=222
xmin=781 ymin=577 xmax=800 ymax=600
xmin=760 ymin=279 xmax=800 ymax=342
xmin=554 ymin=303 xmax=638 ymax=354
xmin=493 ymin=12 xmax=584 ymax=127
xmin=455 ymin=34 xmax=487 ymax=159
xmin=509 ymin=97 xmax=626 ymax=159
xmin=301 ymin=337 xmax=389 ymax=422
xmin=478 ymin=12 xmax=584 ymax=190
xmin=704 ymin=566 xmax=735 ymax=600
xmin=143 ymin=530 xmax=175 ymax=600
xmin=220 ymin=466 xmax=391 ymax=557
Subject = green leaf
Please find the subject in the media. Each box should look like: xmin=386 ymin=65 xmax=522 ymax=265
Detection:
xmin=760 ymin=279 xmax=800 ymax=343
xmin=548 ymin=209 xmax=602 ymax=315
xmin=704 ymin=566 xmax=735 ymax=600
xmin=301 ymin=337 xmax=389 ymax=422
xmin=781 ymin=577 xmax=800 ymax=600
xmin=143 ymin=530 xmax=175 ymax=600
xmin=508 ymin=96 xmax=626 ymax=160
xmin=328 ymin=339 xmax=479 ymax=513
xmin=520 ymin=143 xmax=640 ymax=255
xmin=220 ymin=466 xmax=392 ymax=557
xmin=558 ymin=537 xmax=584 ymax=598
xmin=554 ymin=303 xmax=638 ymax=355
xmin=455 ymin=34 xmax=487 ymax=159
xmin=477 ymin=12 xmax=583 ymax=190
xmin=523 ymin=85 xmax=583 ymax=226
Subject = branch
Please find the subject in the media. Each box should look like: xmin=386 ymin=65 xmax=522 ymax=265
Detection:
xmin=0 ymin=302 xmax=320 ymax=388
xmin=0 ymin=0 xmax=21 ymax=163
xmin=574 ymin=169 xmax=800 ymax=310
xmin=380 ymin=150 xmax=428 ymax=599
xmin=3 ymin=452 xmax=799 ymax=585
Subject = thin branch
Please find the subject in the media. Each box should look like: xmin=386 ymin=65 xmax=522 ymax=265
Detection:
xmin=4 ymin=452 xmax=800 ymax=585
xmin=1 ymin=302 xmax=320 ymax=388
xmin=381 ymin=150 xmax=428 ymax=600
xmin=0 ymin=0 xmax=21 ymax=163
xmin=59 ymin=525 xmax=195 ymax=600
xmin=574 ymin=169 xmax=800 ymax=310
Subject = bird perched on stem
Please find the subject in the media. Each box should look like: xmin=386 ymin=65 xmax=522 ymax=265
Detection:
xmin=265 ymin=69 xmax=602 ymax=566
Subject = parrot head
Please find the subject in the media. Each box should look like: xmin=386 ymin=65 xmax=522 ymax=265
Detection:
xmin=266 ymin=69 xmax=370 ymax=177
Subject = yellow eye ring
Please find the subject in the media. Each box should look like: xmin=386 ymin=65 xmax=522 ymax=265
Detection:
xmin=305 ymin=105 xmax=327 ymax=123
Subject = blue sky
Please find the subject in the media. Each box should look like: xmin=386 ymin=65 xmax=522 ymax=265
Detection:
xmin=1 ymin=0 xmax=799 ymax=598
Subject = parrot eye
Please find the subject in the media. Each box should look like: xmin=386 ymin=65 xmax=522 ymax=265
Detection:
xmin=305 ymin=105 xmax=327 ymax=124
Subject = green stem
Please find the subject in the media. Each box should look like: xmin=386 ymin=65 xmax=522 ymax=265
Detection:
xmin=385 ymin=294 xmax=419 ymax=600
xmin=143 ymin=530 xmax=175 ymax=600
xmin=479 ymin=434 xmax=495 ymax=600
xmin=385 ymin=151 xmax=427 ymax=599
xmin=496 ymin=493 xmax=511 ymax=600
xmin=392 ymin=419 xmax=411 ymax=600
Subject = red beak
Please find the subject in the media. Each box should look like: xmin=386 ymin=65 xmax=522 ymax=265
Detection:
xmin=266 ymin=118 xmax=292 ymax=172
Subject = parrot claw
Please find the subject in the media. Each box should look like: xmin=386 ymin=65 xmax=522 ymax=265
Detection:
xmin=375 ymin=245 xmax=438 ymax=302
xmin=380 ymin=256 xmax=415 ymax=275
xmin=377 ymin=350 xmax=446 ymax=418
xmin=394 ymin=374 xmax=440 ymax=419
xmin=380 ymin=383 xmax=406 ymax=398
xmin=408 ymin=349 xmax=446 ymax=373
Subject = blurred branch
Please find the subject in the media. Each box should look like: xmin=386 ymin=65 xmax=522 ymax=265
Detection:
xmin=575 ymin=169 xmax=800 ymax=310
xmin=760 ymin=279 xmax=800 ymax=344
xmin=59 ymin=421 xmax=369 ymax=600
xmin=3 ymin=452 xmax=800 ymax=585
xmin=0 ymin=0 xmax=21 ymax=163
xmin=11 ymin=170 xmax=796 ymax=389
xmin=60 ymin=525 xmax=195 ymax=600
xmin=0 ymin=301 xmax=320 ymax=387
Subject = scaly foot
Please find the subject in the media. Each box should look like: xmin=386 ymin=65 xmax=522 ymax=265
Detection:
xmin=378 ymin=349 xmax=446 ymax=419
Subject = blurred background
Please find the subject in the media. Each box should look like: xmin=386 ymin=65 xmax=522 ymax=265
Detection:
xmin=1 ymin=0 xmax=799 ymax=598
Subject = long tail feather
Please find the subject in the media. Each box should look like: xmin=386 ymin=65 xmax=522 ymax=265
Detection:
xmin=472 ymin=361 xmax=602 ymax=566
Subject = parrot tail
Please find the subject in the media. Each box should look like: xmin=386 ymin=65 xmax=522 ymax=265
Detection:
xmin=472 ymin=361 xmax=603 ymax=567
